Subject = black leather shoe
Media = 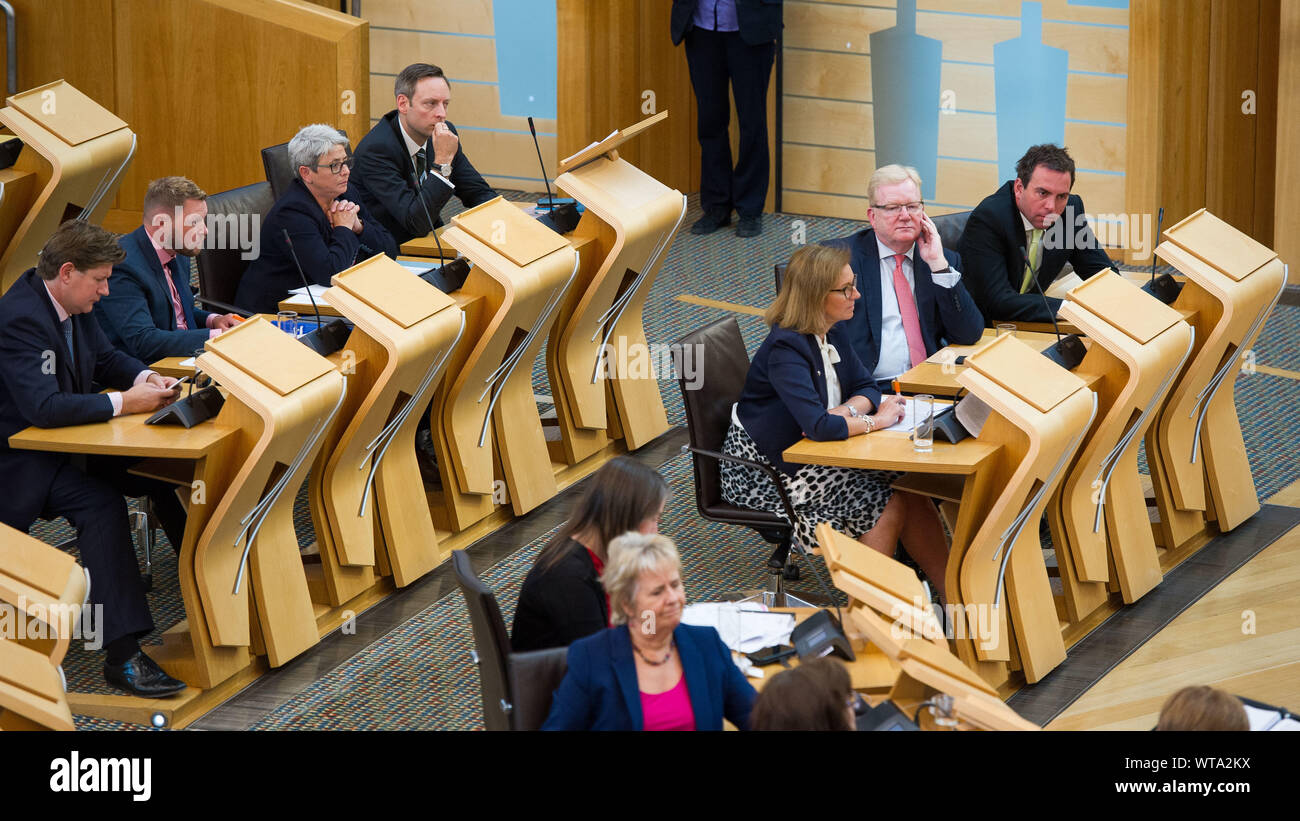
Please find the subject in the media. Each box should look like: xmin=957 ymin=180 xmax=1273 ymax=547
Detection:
xmin=689 ymin=210 xmax=731 ymax=235
xmin=104 ymin=651 xmax=187 ymax=698
xmin=736 ymin=215 xmax=763 ymax=237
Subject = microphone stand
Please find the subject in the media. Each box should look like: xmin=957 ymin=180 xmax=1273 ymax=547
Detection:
xmin=281 ymin=228 xmax=349 ymax=356
xmin=1021 ymin=244 xmax=1086 ymax=370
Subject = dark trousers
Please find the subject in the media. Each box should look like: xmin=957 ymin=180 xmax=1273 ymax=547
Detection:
xmin=20 ymin=457 xmax=188 ymax=648
xmin=684 ymin=28 xmax=776 ymax=219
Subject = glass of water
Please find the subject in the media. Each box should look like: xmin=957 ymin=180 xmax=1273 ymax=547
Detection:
xmin=277 ymin=310 xmax=299 ymax=337
xmin=996 ymin=323 xmax=1016 ymax=338
xmin=913 ymin=393 xmax=934 ymax=453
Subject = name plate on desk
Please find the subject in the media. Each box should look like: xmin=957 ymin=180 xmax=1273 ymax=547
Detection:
xmin=965 ymin=335 xmax=1088 ymax=414
xmin=330 ymin=254 xmax=456 ymax=329
xmin=451 ymin=197 xmax=568 ymax=267
xmin=203 ymin=316 xmax=334 ymax=397
xmin=1067 ymin=270 xmax=1184 ymax=345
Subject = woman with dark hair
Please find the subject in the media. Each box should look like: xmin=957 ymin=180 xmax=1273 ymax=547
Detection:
xmin=751 ymin=658 xmax=855 ymax=731
xmin=720 ymin=243 xmax=951 ymax=601
xmin=511 ymin=456 xmax=669 ymax=652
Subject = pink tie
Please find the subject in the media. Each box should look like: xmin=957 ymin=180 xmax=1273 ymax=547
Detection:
xmin=163 ymin=261 xmax=188 ymax=330
xmin=891 ymin=253 xmax=926 ymax=367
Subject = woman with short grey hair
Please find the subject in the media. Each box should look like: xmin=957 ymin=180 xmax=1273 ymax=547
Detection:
xmin=543 ymin=532 xmax=757 ymax=731
xmin=236 ymin=123 xmax=397 ymax=314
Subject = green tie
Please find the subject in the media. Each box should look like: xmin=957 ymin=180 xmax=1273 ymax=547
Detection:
xmin=1020 ymin=228 xmax=1044 ymax=294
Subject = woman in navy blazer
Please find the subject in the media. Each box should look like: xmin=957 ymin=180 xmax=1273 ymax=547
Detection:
xmin=542 ymin=533 xmax=756 ymax=731
xmin=236 ymin=124 xmax=397 ymax=315
xmin=720 ymin=244 xmax=952 ymax=601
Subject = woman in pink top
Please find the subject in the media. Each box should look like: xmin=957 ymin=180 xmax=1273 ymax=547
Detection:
xmin=542 ymin=533 xmax=757 ymax=731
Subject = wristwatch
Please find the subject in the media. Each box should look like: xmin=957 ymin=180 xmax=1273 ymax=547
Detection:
xmin=435 ymin=161 xmax=452 ymax=177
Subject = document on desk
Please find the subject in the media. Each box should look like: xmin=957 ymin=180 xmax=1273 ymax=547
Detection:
xmin=283 ymin=284 xmax=332 ymax=309
xmin=682 ymin=602 xmax=795 ymax=653
xmin=397 ymin=259 xmax=438 ymax=276
xmin=880 ymin=397 xmax=953 ymax=433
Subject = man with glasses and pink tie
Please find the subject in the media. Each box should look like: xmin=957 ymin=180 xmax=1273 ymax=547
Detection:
xmin=236 ymin=124 xmax=398 ymax=315
xmin=825 ymin=164 xmax=984 ymax=395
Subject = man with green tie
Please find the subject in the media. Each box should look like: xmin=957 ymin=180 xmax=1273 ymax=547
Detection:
xmin=959 ymin=144 xmax=1116 ymax=324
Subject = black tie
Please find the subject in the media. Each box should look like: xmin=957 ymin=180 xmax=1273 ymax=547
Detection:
xmin=414 ymin=147 xmax=427 ymax=182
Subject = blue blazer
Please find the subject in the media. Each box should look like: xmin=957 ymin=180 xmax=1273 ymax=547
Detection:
xmin=0 ymin=269 xmax=147 ymax=527
xmin=235 ymin=177 xmax=398 ymax=315
xmin=96 ymin=225 xmax=214 ymax=361
xmin=737 ymin=323 xmax=879 ymax=476
xmin=825 ymin=228 xmax=984 ymax=380
xmin=542 ymin=623 xmax=757 ymax=731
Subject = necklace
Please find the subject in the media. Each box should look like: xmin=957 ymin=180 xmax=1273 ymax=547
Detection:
xmin=633 ymin=638 xmax=675 ymax=666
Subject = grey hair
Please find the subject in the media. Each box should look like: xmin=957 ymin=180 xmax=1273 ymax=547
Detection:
xmin=601 ymin=533 xmax=682 ymax=626
xmin=288 ymin=124 xmax=349 ymax=173
xmin=867 ymin=163 xmax=923 ymax=206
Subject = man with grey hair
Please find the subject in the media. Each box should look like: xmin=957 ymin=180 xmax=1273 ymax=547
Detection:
xmin=96 ymin=176 xmax=243 ymax=361
xmin=236 ymin=123 xmax=396 ymax=314
xmin=823 ymin=164 xmax=983 ymax=393
xmin=352 ymin=62 xmax=496 ymax=246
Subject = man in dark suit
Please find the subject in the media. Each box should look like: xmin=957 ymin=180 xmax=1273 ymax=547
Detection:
xmin=827 ymin=164 xmax=984 ymax=392
xmin=671 ymin=0 xmax=782 ymax=237
xmin=960 ymin=143 xmax=1116 ymax=324
xmin=352 ymin=62 xmax=497 ymax=246
xmin=0 ymin=221 xmax=189 ymax=697
xmin=96 ymin=176 xmax=243 ymax=361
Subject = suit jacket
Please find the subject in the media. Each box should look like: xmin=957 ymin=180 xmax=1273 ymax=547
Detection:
xmin=959 ymin=180 xmax=1115 ymax=323
xmin=826 ymin=228 xmax=984 ymax=378
xmin=511 ymin=539 xmax=609 ymax=653
xmin=0 ymin=269 xmax=147 ymax=527
xmin=234 ymin=177 xmax=398 ymax=315
xmin=542 ymin=623 xmax=757 ymax=731
xmin=670 ymin=0 xmax=784 ymax=46
xmin=737 ymin=323 xmax=879 ymax=476
xmin=96 ymin=225 xmax=214 ymax=361
xmin=351 ymin=110 xmax=497 ymax=246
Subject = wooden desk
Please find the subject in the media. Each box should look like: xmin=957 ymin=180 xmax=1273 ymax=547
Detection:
xmin=741 ymin=606 xmax=900 ymax=693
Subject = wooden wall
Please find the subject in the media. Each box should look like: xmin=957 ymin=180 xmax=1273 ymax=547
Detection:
xmin=1125 ymin=0 xmax=1280 ymax=265
xmin=780 ymin=0 xmax=1129 ymax=223
xmin=1277 ymin=0 xmax=1300 ymax=283
xmin=0 ymin=0 xmax=367 ymax=216
xmin=361 ymin=0 xmax=558 ymax=194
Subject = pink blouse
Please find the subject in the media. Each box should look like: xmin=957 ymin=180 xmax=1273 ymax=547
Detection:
xmin=640 ymin=675 xmax=696 ymax=731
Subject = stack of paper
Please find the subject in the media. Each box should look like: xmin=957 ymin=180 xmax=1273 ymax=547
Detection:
xmin=681 ymin=602 xmax=795 ymax=653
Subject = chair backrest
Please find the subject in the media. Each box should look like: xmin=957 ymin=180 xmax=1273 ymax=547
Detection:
xmin=506 ymin=647 xmax=568 ymax=731
xmin=772 ymin=211 xmax=972 ymax=296
xmin=451 ymin=549 xmax=515 ymax=731
xmin=195 ymin=181 xmax=274 ymax=311
xmin=673 ymin=317 xmax=751 ymax=510
xmin=260 ymin=142 xmax=295 ymax=201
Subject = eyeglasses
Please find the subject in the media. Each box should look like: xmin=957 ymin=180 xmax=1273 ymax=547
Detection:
xmin=829 ymin=282 xmax=858 ymax=299
xmin=311 ymin=157 xmax=355 ymax=175
xmin=872 ymin=201 xmax=924 ymax=217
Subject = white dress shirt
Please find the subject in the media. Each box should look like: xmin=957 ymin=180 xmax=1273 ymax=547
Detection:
xmin=400 ymin=121 xmax=453 ymax=190
xmin=43 ymin=281 xmax=154 ymax=417
xmin=872 ymin=238 xmax=962 ymax=381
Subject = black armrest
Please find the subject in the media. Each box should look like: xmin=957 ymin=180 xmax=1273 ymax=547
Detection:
xmin=196 ymin=296 xmax=253 ymax=317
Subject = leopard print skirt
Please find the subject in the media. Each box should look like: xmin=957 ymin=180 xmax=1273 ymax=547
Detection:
xmin=719 ymin=421 xmax=900 ymax=553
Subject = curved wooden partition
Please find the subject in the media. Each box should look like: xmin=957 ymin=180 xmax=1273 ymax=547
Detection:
xmin=0 ymin=80 xmax=135 ymax=291
xmin=192 ymin=318 xmax=345 ymax=676
xmin=1054 ymin=273 xmax=1193 ymax=614
xmin=1147 ymin=209 xmax=1286 ymax=545
xmin=0 ymin=637 xmax=75 ymax=730
xmin=954 ymin=336 xmax=1096 ymax=683
xmin=435 ymin=198 xmax=578 ymax=527
xmin=0 ymin=523 xmax=87 ymax=669
xmin=313 ymin=254 xmax=465 ymax=599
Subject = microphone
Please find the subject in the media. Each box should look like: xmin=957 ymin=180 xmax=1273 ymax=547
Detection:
xmin=1140 ymin=205 xmax=1182 ymax=304
xmin=281 ymin=228 xmax=350 ymax=356
xmin=408 ymin=155 xmax=471 ymax=293
xmin=1021 ymin=244 xmax=1086 ymax=370
xmin=527 ymin=115 xmax=580 ymax=234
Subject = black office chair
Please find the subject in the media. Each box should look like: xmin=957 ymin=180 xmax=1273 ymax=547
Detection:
xmin=451 ymin=549 xmax=568 ymax=731
xmin=772 ymin=210 xmax=974 ymax=294
xmin=672 ymin=317 xmax=815 ymax=606
xmin=259 ymin=142 xmax=296 ymax=202
xmin=194 ymin=181 xmax=273 ymax=315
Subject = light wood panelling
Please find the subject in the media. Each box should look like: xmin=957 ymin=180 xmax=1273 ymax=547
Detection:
xmin=1063 ymin=122 xmax=1125 ymax=173
xmin=1123 ymin=0 xmax=1160 ymax=265
xmin=1253 ymin=0 xmax=1279 ymax=249
xmin=361 ymin=0 xmax=494 ymax=34
xmin=1065 ymin=73 xmax=1128 ymax=124
xmin=783 ymin=3 xmax=894 ymax=54
xmin=112 ymin=0 xmax=368 ymax=211
xmin=783 ymin=51 xmax=872 ymax=102
xmin=1206 ymin=0 xmax=1261 ymax=236
xmin=796 ymin=0 xmax=1129 ymax=27
xmin=369 ymin=28 xmax=498 ymax=78
xmin=783 ymin=97 xmax=874 ymax=150
xmin=1276 ymin=0 xmax=1300 ymax=283
xmin=0 ymin=0 xmax=115 ymax=114
xmin=937 ymin=112 xmax=996 ymax=159
xmin=1049 ymin=527 xmax=1300 ymax=730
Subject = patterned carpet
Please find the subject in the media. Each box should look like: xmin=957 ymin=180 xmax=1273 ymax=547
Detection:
xmin=26 ymin=190 xmax=1300 ymax=730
